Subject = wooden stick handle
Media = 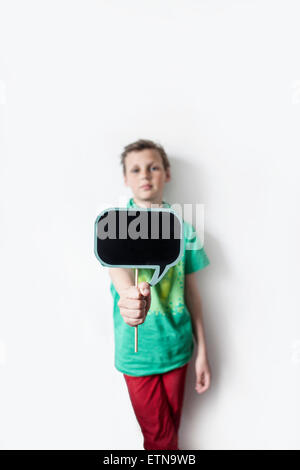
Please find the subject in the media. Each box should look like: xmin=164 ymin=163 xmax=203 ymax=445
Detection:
xmin=134 ymin=268 xmax=138 ymax=353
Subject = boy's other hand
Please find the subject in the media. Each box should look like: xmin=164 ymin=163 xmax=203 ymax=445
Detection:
xmin=117 ymin=282 xmax=151 ymax=327
xmin=195 ymin=353 xmax=211 ymax=394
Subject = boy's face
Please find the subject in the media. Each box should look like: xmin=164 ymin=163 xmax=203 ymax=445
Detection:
xmin=124 ymin=148 xmax=171 ymax=206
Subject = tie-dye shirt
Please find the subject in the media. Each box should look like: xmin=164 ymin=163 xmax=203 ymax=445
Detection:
xmin=109 ymin=197 xmax=210 ymax=376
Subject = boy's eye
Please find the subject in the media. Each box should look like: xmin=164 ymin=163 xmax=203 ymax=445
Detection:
xmin=131 ymin=166 xmax=159 ymax=173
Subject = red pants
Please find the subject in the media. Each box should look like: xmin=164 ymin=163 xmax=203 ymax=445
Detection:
xmin=123 ymin=362 xmax=189 ymax=450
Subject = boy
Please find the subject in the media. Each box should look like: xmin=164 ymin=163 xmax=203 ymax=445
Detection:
xmin=109 ymin=139 xmax=211 ymax=450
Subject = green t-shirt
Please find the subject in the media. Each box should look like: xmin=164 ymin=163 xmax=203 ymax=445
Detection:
xmin=109 ymin=197 xmax=210 ymax=376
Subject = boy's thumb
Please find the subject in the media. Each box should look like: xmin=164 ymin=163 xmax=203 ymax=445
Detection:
xmin=139 ymin=282 xmax=151 ymax=296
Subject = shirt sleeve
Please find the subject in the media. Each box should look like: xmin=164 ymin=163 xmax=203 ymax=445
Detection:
xmin=184 ymin=223 xmax=210 ymax=274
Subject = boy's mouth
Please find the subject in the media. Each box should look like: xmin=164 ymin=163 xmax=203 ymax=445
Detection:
xmin=140 ymin=184 xmax=152 ymax=190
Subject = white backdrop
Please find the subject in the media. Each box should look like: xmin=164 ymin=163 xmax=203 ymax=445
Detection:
xmin=0 ymin=0 xmax=299 ymax=450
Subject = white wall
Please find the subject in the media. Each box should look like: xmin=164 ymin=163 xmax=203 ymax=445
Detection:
xmin=0 ymin=0 xmax=299 ymax=450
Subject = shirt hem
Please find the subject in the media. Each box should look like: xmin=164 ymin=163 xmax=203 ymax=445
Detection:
xmin=115 ymin=354 xmax=193 ymax=377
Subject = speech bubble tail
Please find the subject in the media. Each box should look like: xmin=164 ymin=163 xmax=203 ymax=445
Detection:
xmin=149 ymin=265 xmax=169 ymax=286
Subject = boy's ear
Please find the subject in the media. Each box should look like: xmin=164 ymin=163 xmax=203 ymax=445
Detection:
xmin=165 ymin=167 xmax=171 ymax=182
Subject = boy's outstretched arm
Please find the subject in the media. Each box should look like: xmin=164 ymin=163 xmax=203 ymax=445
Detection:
xmin=108 ymin=267 xmax=135 ymax=293
xmin=185 ymin=271 xmax=211 ymax=394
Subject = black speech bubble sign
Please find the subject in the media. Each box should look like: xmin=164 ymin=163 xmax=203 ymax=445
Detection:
xmin=94 ymin=207 xmax=183 ymax=286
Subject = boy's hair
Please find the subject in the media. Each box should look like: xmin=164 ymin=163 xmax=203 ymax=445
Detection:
xmin=120 ymin=139 xmax=170 ymax=175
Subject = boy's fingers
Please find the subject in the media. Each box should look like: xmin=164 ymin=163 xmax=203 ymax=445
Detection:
xmin=117 ymin=298 xmax=147 ymax=310
xmin=195 ymin=371 xmax=210 ymax=392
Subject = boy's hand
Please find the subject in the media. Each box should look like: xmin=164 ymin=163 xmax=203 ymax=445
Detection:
xmin=117 ymin=281 xmax=151 ymax=327
xmin=195 ymin=352 xmax=211 ymax=394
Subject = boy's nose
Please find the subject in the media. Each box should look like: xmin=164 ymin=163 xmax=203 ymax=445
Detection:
xmin=140 ymin=174 xmax=151 ymax=181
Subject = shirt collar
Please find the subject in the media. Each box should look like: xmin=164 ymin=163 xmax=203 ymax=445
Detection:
xmin=127 ymin=197 xmax=171 ymax=209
